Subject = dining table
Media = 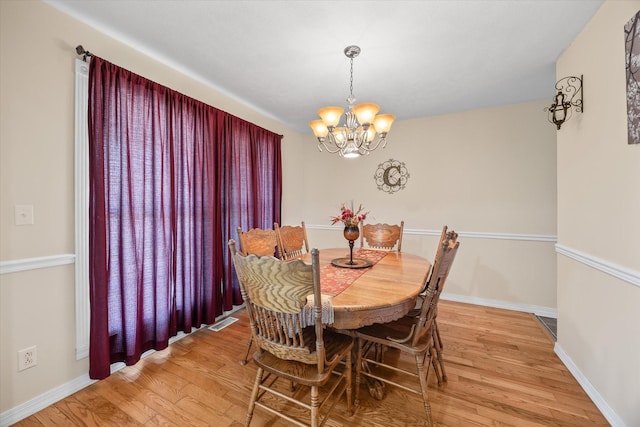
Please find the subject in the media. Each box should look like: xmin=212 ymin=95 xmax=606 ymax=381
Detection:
xmin=299 ymin=247 xmax=432 ymax=330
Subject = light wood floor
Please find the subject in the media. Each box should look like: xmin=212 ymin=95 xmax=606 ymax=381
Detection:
xmin=14 ymin=301 xmax=609 ymax=426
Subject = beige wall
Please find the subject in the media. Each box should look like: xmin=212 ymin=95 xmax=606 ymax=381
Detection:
xmin=556 ymin=1 xmax=640 ymax=426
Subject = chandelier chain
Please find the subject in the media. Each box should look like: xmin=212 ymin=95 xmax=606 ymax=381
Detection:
xmin=349 ymin=56 xmax=355 ymax=105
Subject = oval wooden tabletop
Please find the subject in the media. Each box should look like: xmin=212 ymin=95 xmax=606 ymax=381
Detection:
xmin=300 ymin=248 xmax=431 ymax=329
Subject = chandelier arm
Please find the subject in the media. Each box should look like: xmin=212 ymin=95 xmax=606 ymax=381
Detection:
xmin=317 ymin=139 xmax=343 ymax=154
xmin=316 ymin=130 xmax=351 ymax=154
xmin=328 ymin=130 xmax=349 ymax=149
xmin=363 ymin=134 xmax=388 ymax=152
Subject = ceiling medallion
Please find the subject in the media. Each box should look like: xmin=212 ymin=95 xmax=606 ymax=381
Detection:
xmin=309 ymin=45 xmax=396 ymax=158
xmin=374 ymin=159 xmax=409 ymax=194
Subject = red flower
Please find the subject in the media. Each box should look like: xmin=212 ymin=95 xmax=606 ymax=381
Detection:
xmin=330 ymin=203 xmax=369 ymax=226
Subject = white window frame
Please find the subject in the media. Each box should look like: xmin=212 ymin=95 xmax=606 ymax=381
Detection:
xmin=74 ymin=59 xmax=90 ymax=360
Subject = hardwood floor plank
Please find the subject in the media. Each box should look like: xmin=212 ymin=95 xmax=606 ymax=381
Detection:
xmin=89 ymin=372 xmax=159 ymax=424
xmin=30 ymin=409 xmax=69 ymax=427
xmin=13 ymin=301 xmax=609 ymax=426
xmin=49 ymin=396 xmax=102 ymax=426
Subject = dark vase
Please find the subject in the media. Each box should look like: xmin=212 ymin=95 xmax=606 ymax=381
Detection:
xmin=343 ymin=225 xmax=360 ymax=241
xmin=343 ymin=224 xmax=360 ymax=265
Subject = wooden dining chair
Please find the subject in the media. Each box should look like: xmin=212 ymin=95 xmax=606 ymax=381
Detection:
xmin=360 ymin=221 xmax=404 ymax=251
xmin=229 ymin=240 xmax=354 ymax=427
xmin=411 ymin=226 xmax=458 ymax=385
xmin=275 ymin=221 xmax=310 ymax=260
xmin=352 ymin=233 xmax=460 ymax=427
xmin=235 ymin=226 xmax=280 ymax=365
xmin=428 ymin=227 xmax=456 ymax=384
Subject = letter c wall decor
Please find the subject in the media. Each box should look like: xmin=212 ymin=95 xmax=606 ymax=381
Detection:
xmin=374 ymin=159 xmax=409 ymax=194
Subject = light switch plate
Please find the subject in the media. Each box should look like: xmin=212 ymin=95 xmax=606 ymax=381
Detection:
xmin=14 ymin=205 xmax=34 ymax=225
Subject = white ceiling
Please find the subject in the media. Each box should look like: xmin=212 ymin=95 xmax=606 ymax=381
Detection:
xmin=46 ymin=0 xmax=604 ymax=134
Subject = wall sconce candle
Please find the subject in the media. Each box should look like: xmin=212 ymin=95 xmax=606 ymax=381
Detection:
xmin=545 ymin=75 xmax=583 ymax=130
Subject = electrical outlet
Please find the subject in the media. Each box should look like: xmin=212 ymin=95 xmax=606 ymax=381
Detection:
xmin=18 ymin=346 xmax=37 ymax=371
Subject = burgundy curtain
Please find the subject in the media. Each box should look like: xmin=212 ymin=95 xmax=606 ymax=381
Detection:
xmin=223 ymin=117 xmax=282 ymax=305
xmin=88 ymin=56 xmax=281 ymax=379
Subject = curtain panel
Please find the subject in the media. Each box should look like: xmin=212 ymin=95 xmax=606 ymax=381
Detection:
xmin=88 ymin=56 xmax=281 ymax=379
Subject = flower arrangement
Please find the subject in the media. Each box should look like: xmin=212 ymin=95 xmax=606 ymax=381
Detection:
xmin=331 ymin=203 xmax=368 ymax=227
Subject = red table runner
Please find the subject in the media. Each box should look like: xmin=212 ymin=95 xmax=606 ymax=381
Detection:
xmin=320 ymin=249 xmax=389 ymax=296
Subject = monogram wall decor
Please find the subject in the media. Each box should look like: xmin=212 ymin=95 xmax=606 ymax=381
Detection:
xmin=374 ymin=159 xmax=409 ymax=194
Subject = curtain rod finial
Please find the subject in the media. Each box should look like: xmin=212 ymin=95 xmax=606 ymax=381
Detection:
xmin=75 ymin=45 xmax=92 ymax=62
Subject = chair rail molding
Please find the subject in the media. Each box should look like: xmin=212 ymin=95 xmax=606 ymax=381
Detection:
xmin=556 ymin=244 xmax=640 ymax=288
xmin=0 ymin=254 xmax=75 ymax=275
xmin=308 ymin=224 xmax=557 ymax=242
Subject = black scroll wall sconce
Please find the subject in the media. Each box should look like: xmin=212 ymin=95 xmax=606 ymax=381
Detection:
xmin=545 ymin=75 xmax=583 ymax=130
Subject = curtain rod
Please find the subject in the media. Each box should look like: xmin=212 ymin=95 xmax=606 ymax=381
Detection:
xmin=75 ymin=44 xmax=284 ymax=140
xmin=76 ymin=45 xmax=93 ymax=62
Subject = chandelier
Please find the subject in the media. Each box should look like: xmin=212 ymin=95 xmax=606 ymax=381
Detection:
xmin=309 ymin=45 xmax=395 ymax=158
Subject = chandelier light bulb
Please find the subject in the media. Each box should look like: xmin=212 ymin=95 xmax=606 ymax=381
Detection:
xmin=317 ymin=106 xmax=344 ymax=128
xmin=352 ymin=103 xmax=380 ymax=125
xmin=373 ymin=114 xmax=396 ymax=134
xmin=309 ymin=120 xmax=329 ymax=138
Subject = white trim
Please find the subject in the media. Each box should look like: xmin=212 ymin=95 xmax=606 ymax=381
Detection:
xmin=554 ymin=343 xmax=626 ymax=427
xmin=0 ymin=374 xmax=96 ymax=427
xmin=556 ymin=244 xmax=640 ymax=288
xmin=451 ymin=230 xmax=556 ymax=242
xmin=0 ymin=254 xmax=75 ymax=275
xmin=307 ymin=224 xmax=557 ymax=242
xmin=440 ymin=292 xmax=557 ymax=318
xmin=74 ymin=58 xmax=90 ymax=360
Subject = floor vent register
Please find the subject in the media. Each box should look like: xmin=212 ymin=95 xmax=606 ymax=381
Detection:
xmin=208 ymin=316 xmax=239 ymax=332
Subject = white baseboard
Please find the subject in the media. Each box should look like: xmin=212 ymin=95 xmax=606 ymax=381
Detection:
xmin=0 ymin=374 xmax=95 ymax=427
xmin=554 ymin=343 xmax=626 ymax=427
xmin=440 ymin=292 xmax=557 ymax=318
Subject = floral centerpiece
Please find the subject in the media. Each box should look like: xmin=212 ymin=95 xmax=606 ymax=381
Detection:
xmin=331 ymin=203 xmax=368 ymax=228
xmin=331 ymin=203 xmax=368 ymax=265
